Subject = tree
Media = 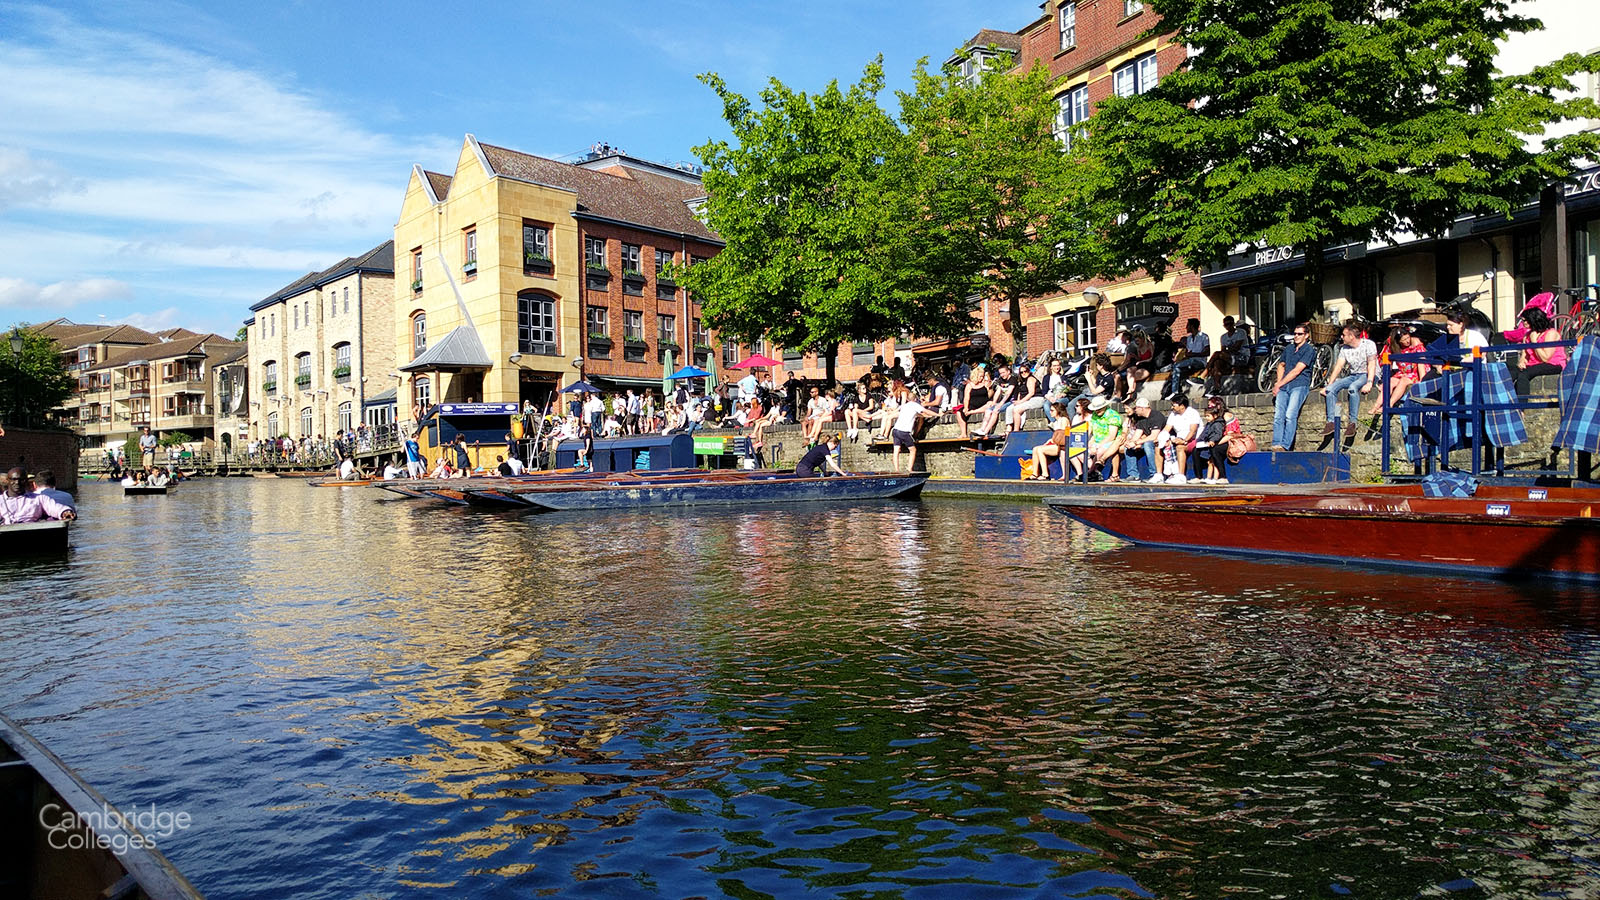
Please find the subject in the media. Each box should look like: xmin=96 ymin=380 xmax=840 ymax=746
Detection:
xmin=1086 ymin=0 xmax=1600 ymax=304
xmin=235 ymin=326 xmax=248 ymax=342
xmin=897 ymin=54 xmax=1112 ymax=354
xmin=676 ymin=61 xmax=972 ymax=376
xmin=0 ymin=327 xmax=74 ymax=428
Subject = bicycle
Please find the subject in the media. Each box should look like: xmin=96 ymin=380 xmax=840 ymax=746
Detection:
xmin=1555 ymin=284 xmax=1600 ymax=342
xmin=1254 ymin=325 xmax=1333 ymax=393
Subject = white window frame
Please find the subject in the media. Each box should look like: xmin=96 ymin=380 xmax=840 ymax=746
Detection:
xmin=1053 ymin=85 xmax=1090 ymax=148
xmin=300 ymin=406 xmax=313 ymax=435
xmin=1059 ymin=2 xmax=1076 ymax=50
xmin=585 ymin=237 xmax=607 ymax=268
xmin=518 ymin=293 xmax=557 ymax=355
xmin=1124 ymin=0 xmax=1143 ymax=16
xmin=1115 ymin=52 xmax=1159 ymax=98
xmin=413 ymin=314 xmax=427 ymax=357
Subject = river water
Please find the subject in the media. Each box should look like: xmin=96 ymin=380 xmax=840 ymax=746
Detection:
xmin=2 ymin=479 xmax=1599 ymax=899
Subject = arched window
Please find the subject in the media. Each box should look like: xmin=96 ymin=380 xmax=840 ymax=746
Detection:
xmin=262 ymin=360 xmax=278 ymax=394
xmin=266 ymin=412 xmax=279 ymax=437
xmin=413 ymin=376 xmax=431 ymax=412
xmin=337 ymin=401 xmax=352 ymax=431
xmin=412 ymin=312 xmax=427 ymax=358
xmin=517 ymin=291 xmax=557 ymax=355
xmin=300 ymin=406 xmax=313 ymax=436
xmin=294 ymin=352 xmax=311 ymax=389
xmin=333 ymin=342 xmax=352 ymax=382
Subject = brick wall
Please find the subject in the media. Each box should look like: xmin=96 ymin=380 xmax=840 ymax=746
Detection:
xmin=578 ymin=220 xmax=721 ymax=384
xmin=0 ymin=427 xmax=80 ymax=491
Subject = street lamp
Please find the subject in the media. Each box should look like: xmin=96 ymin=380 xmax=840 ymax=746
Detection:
xmin=9 ymin=327 xmax=22 ymax=356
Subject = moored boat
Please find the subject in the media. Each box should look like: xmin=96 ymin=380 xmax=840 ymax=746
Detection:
xmin=123 ymin=485 xmax=170 ymax=496
xmin=0 ymin=713 xmax=205 ymax=899
xmin=309 ymin=479 xmax=372 ymax=487
xmin=1050 ymin=489 xmax=1600 ymax=582
xmin=511 ymin=471 xmax=931 ymax=512
xmin=0 ymin=520 xmax=70 ymax=556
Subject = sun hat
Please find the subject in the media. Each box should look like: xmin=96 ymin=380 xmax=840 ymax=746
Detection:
xmin=1088 ymin=396 xmax=1109 ymax=412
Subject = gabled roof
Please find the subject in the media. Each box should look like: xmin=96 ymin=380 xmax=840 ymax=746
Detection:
xmin=158 ymin=327 xmax=200 ymax=340
xmin=30 ymin=318 xmax=103 ymax=343
xmin=962 ymin=29 xmax=1023 ymax=54
xmin=250 ymin=240 xmax=395 ymax=312
xmin=474 ymin=139 xmax=720 ymax=244
xmin=88 ymin=335 xmax=241 ymax=372
xmin=423 ymin=170 xmax=453 ymax=202
xmin=397 ymin=323 xmax=493 ymax=373
xmin=42 ymin=322 xmax=163 ymax=348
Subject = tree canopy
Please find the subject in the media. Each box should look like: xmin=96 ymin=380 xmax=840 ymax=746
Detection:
xmin=0 ymin=327 xmax=74 ymax=428
xmin=1086 ymin=0 xmax=1600 ymax=300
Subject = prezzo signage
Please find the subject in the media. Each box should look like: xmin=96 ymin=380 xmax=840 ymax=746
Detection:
xmin=1565 ymin=167 xmax=1600 ymax=198
xmin=1253 ymin=246 xmax=1296 ymax=267
xmin=1150 ymin=302 xmax=1179 ymax=318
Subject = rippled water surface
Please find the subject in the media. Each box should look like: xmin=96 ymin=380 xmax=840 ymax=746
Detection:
xmin=3 ymin=479 xmax=1600 ymax=899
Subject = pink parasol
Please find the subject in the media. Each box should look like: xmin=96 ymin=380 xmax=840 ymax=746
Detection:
xmin=730 ymin=354 xmax=781 ymax=369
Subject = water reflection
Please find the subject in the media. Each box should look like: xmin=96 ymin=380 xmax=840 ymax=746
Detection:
xmin=0 ymin=481 xmax=1598 ymax=898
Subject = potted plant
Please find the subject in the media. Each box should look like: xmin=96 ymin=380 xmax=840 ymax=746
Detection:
xmin=263 ymin=380 xmax=276 ymax=393
xmin=463 ymin=260 xmax=478 ymax=275
xmin=332 ymin=365 xmax=351 ymax=378
xmin=410 ymin=278 xmax=422 ymax=293
xmin=524 ymin=251 xmax=551 ymax=268
xmin=295 ymin=374 xmax=311 ymax=387
xmin=621 ymin=268 xmax=645 ymax=281
xmin=586 ymin=264 xmax=610 ymax=275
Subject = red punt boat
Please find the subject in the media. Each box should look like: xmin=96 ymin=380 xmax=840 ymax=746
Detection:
xmin=1050 ymin=489 xmax=1600 ymax=583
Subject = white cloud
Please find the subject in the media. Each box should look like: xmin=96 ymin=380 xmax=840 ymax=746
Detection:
xmin=0 ymin=147 xmax=82 ymax=210
xmin=0 ymin=277 xmax=132 ymax=311
xmin=111 ymin=307 xmax=183 ymax=333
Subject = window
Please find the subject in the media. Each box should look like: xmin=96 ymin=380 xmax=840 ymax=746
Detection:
xmin=517 ymin=292 xmax=557 ymax=355
xmin=958 ymin=50 xmax=993 ymax=86
xmin=463 ymin=227 xmax=477 ymax=272
xmin=333 ymin=342 xmax=352 ymax=382
xmin=267 ymin=411 xmax=279 ymax=436
xmin=723 ymin=339 xmax=739 ymax=368
xmin=412 ymin=313 xmax=427 ymax=358
xmin=655 ymin=248 xmax=673 ymax=275
xmin=185 ymin=360 xmax=202 ymax=382
xmin=587 ymin=305 xmax=609 ymax=337
xmin=263 ymin=361 xmax=278 ymax=394
xmin=585 ymin=237 xmax=607 ymax=269
xmin=1059 ymin=2 xmax=1076 ymax=50
xmin=414 ymin=376 xmax=431 ymax=411
xmin=692 ymin=318 xmax=709 ymax=347
xmin=300 ymin=406 xmax=313 ymax=436
xmin=163 ymin=395 xmax=176 ymax=415
xmin=293 ymin=306 xmax=299 ymax=329
xmin=1124 ymin=0 xmax=1143 ymax=15
xmin=1242 ymin=283 xmax=1297 ymax=333
xmin=1053 ymin=85 xmax=1089 ymax=148
xmin=621 ymin=243 xmax=642 ymax=275
xmin=1114 ymin=52 xmax=1158 ymax=97
xmin=305 ymin=301 xmax=310 ymax=326
xmin=1054 ymin=313 xmax=1072 ymax=351
xmin=329 ymin=290 xmax=335 ymax=318
xmin=343 ymin=287 xmax=350 ymax=314
xmin=523 ymin=223 xmax=550 ymax=265
xmin=337 ymin=401 xmax=352 ymax=432
xmin=295 ymin=352 xmax=311 ymax=387
xmin=1072 ymin=309 xmax=1097 ymax=351
xmin=624 ymin=310 xmax=643 ymax=341
xmin=412 ymin=249 xmax=423 ymax=291
xmin=659 ymin=313 xmax=677 ymax=345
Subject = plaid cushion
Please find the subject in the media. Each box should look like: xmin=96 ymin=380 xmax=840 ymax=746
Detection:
xmin=1554 ymin=336 xmax=1600 ymax=453
xmin=1400 ymin=362 xmax=1526 ymax=463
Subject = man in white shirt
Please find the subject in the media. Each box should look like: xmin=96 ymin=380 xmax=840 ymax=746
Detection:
xmin=1158 ymin=394 xmax=1203 ymax=484
xmin=338 ymin=456 xmax=356 ymax=480
xmin=138 ymin=426 xmax=158 ymax=468
xmin=507 ymin=454 xmax=525 ymax=475
xmin=1106 ymin=326 xmax=1130 ymax=355
xmin=1320 ymin=322 xmax=1379 ymax=445
xmin=890 ymin=390 xmax=940 ymax=473
xmin=381 ymin=459 xmax=403 ymax=480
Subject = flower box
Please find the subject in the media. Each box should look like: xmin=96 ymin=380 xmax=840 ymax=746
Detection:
xmin=294 ymin=375 xmax=311 ymax=387
xmin=332 ymin=365 xmax=351 ymax=378
xmin=463 ymin=261 xmax=478 ymax=275
xmin=410 ymin=279 xmax=422 ymax=292
xmin=263 ymin=381 xmax=276 ymax=393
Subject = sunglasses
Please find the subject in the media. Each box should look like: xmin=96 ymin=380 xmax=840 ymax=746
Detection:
xmin=1293 ymin=331 xmax=1307 ymax=336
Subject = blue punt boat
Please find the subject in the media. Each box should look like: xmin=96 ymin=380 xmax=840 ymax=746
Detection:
xmin=502 ymin=471 xmax=930 ymax=512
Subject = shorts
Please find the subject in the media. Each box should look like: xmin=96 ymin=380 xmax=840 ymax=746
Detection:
xmin=891 ymin=428 xmax=916 ymax=449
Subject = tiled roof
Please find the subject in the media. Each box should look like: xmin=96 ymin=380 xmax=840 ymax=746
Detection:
xmin=40 ymin=322 xmax=163 ymax=348
xmin=30 ymin=318 xmax=102 ymax=343
xmin=424 ymin=170 xmax=453 ymax=201
xmin=158 ymin=327 xmax=200 ymax=340
xmin=476 ymin=141 xmax=720 ymax=243
xmin=250 ymin=240 xmax=395 ymax=312
xmin=964 ymin=29 xmax=1023 ymax=53
xmin=88 ymin=335 xmax=241 ymax=371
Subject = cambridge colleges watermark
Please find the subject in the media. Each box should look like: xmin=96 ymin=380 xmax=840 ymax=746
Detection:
xmin=39 ymin=801 xmax=192 ymax=856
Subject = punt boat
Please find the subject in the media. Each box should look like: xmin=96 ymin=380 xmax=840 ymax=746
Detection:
xmin=123 ymin=485 xmax=169 ymax=496
xmin=309 ymin=479 xmax=372 ymax=488
xmin=1050 ymin=489 xmax=1600 ymax=583
xmin=0 ymin=713 xmax=204 ymax=899
xmin=375 ymin=468 xmax=712 ymax=504
xmin=0 ymin=520 xmax=70 ymax=556
xmin=506 ymin=471 xmax=931 ymax=512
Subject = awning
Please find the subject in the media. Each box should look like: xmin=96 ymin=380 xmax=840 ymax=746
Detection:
xmin=363 ymin=387 xmax=397 ymax=408
xmin=591 ymin=374 xmax=668 ymax=390
xmin=398 ymin=324 xmax=493 ymax=373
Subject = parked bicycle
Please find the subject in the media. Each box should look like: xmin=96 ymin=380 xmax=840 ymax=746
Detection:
xmin=1254 ymin=324 xmax=1333 ymax=393
xmin=1556 ymin=284 xmax=1600 ymax=342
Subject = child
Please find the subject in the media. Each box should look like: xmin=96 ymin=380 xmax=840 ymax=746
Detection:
xmin=1194 ymin=404 xmax=1229 ymax=484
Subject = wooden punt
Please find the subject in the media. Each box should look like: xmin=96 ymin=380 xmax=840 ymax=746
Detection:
xmin=308 ymin=480 xmax=372 ymax=488
xmin=509 ymin=471 xmax=931 ymax=512
xmin=0 ymin=520 xmax=70 ymax=556
xmin=123 ymin=486 xmax=169 ymax=496
xmin=0 ymin=713 xmax=204 ymax=899
xmin=1050 ymin=489 xmax=1600 ymax=583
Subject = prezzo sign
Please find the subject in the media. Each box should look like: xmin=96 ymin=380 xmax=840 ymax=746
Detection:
xmin=1253 ymin=246 xmax=1296 ymax=267
xmin=1565 ymin=167 xmax=1600 ymax=198
xmin=1150 ymin=302 xmax=1179 ymax=318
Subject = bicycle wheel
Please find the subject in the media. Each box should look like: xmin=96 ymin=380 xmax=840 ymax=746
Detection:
xmin=1554 ymin=314 xmax=1578 ymax=343
xmin=1311 ymin=345 xmax=1334 ymax=388
xmin=1256 ymin=349 xmax=1281 ymax=393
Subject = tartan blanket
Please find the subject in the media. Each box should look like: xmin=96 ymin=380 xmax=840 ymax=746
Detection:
xmin=1554 ymin=336 xmax=1600 ymax=453
xmin=1401 ymin=362 xmax=1526 ymax=462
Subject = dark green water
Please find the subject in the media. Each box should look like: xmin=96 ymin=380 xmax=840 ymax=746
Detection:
xmin=1 ymin=479 xmax=1598 ymax=899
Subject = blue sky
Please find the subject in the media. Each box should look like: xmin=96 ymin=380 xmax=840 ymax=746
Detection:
xmin=0 ymin=0 xmax=1042 ymax=338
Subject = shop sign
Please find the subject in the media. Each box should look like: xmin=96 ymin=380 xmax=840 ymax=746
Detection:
xmin=438 ymin=402 xmax=518 ymax=416
xmin=1565 ymin=167 xmax=1600 ymax=198
xmin=1253 ymin=246 xmax=1295 ymax=267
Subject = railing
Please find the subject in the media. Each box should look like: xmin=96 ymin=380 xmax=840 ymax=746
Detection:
xmin=1378 ymin=338 xmax=1589 ymax=481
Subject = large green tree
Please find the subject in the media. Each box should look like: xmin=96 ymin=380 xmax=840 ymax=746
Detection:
xmin=676 ymin=61 xmax=940 ymax=372
xmin=0 ymin=327 xmax=74 ymax=429
xmin=897 ymin=54 xmax=1111 ymax=354
xmin=1087 ymin=0 xmax=1600 ymax=303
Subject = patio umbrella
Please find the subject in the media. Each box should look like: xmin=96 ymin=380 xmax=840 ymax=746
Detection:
xmin=562 ymin=380 xmax=599 ymax=393
xmin=660 ymin=348 xmax=675 ymax=394
xmin=667 ymin=365 xmax=712 ymax=380
xmin=731 ymin=354 xmax=781 ymax=369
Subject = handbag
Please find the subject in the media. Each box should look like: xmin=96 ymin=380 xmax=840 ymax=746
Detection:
xmin=1226 ymin=432 xmax=1258 ymax=462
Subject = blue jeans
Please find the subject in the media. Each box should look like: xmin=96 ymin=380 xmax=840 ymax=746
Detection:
xmin=1273 ymin=383 xmax=1309 ymax=449
xmin=1124 ymin=441 xmax=1157 ymax=479
xmin=1324 ymin=373 xmax=1365 ymax=425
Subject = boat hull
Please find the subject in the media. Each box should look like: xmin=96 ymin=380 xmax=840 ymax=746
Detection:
xmin=0 ymin=714 xmax=203 ymax=899
xmin=1051 ymin=493 xmax=1600 ymax=582
xmin=516 ymin=472 xmax=930 ymax=512
xmin=0 ymin=520 xmax=70 ymax=556
xmin=124 ymin=486 xmax=169 ymax=496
